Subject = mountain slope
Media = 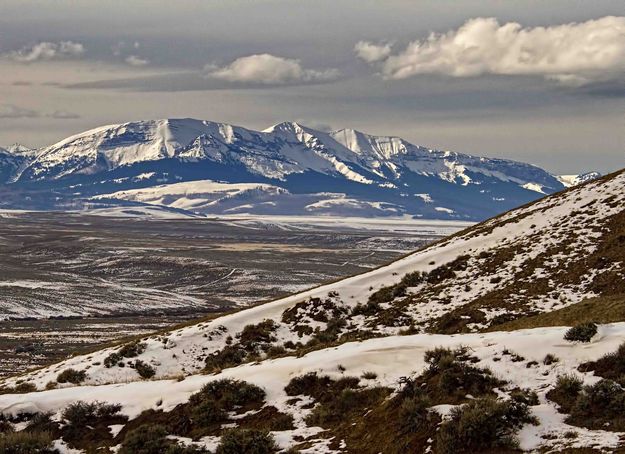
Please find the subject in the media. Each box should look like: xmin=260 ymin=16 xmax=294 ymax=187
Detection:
xmin=0 ymin=168 xmax=623 ymax=452
xmin=0 ymin=118 xmax=582 ymax=220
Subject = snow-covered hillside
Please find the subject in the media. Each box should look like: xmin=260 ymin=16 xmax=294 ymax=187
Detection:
xmin=0 ymin=168 xmax=622 ymax=452
xmin=0 ymin=118 xmax=596 ymax=220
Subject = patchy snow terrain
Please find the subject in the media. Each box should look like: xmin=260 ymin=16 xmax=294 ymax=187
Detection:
xmin=0 ymin=167 xmax=622 ymax=451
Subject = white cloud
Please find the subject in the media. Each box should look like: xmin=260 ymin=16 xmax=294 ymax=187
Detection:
xmin=7 ymin=41 xmax=85 ymax=63
xmin=48 ymin=110 xmax=80 ymax=119
xmin=204 ymin=53 xmax=340 ymax=85
xmin=363 ymin=16 xmax=625 ymax=85
xmin=354 ymin=41 xmax=393 ymax=63
xmin=125 ymin=55 xmax=150 ymax=67
xmin=0 ymin=104 xmax=39 ymax=119
xmin=0 ymin=104 xmax=79 ymax=119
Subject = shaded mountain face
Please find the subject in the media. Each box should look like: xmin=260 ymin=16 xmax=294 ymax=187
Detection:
xmin=0 ymin=118 xmax=593 ymax=220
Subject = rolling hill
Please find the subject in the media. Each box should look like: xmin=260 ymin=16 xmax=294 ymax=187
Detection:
xmin=0 ymin=167 xmax=623 ymax=452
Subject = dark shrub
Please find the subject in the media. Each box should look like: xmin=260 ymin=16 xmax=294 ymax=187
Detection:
xmin=543 ymin=353 xmax=559 ymax=365
xmin=361 ymin=371 xmax=377 ymax=380
xmin=188 ymin=379 xmax=265 ymax=427
xmin=0 ymin=431 xmax=57 ymax=454
xmin=284 ymin=372 xmax=359 ymax=400
xmin=578 ymin=342 xmax=625 ymax=383
xmin=436 ymin=397 xmax=536 ymax=454
xmin=56 ymin=368 xmax=86 ymax=384
xmin=310 ymin=317 xmax=346 ymax=344
xmin=62 ymin=401 xmax=124 ymax=427
xmin=119 ymin=424 xmax=206 ymax=454
xmin=204 ymin=345 xmax=247 ymax=372
xmin=119 ymin=341 xmax=147 ymax=358
xmin=573 ymin=379 xmax=625 ymax=421
xmin=546 ymin=374 xmax=583 ymax=413
xmin=195 ymin=379 xmax=265 ymax=408
xmin=0 ymin=415 xmax=13 ymax=434
xmin=564 ymin=322 xmax=597 ymax=342
xmin=398 ymin=390 xmax=431 ymax=432
xmin=368 ymin=283 xmax=407 ymax=305
xmin=133 ymin=360 xmax=156 ymax=379
xmin=238 ymin=320 xmax=277 ymax=350
xmin=105 ymin=341 xmax=147 ymax=368
xmin=104 ymin=352 xmax=123 ymax=368
xmin=399 ymin=271 xmax=425 ymax=287
xmin=510 ymin=388 xmax=539 ymax=406
xmin=421 ymin=347 xmax=501 ymax=404
xmin=13 ymin=382 xmax=37 ymax=393
xmin=306 ymin=387 xmax=388 ymax=426
xmin=216 ymin=428 xmax=278 ymax=454
xmin=351 ymin=300 xmax=382 ymax=317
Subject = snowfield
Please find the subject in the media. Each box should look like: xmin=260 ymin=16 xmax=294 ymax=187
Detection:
xmin=2 ymin=324 xmax=625 ymax=452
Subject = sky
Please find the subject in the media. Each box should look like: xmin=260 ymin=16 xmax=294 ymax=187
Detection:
xmin=1 ymin=0 xmax=624 ymax=174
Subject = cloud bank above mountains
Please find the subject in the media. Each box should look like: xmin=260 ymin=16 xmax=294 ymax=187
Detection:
xmin=357 ymin=16 xmax=625 ymax=86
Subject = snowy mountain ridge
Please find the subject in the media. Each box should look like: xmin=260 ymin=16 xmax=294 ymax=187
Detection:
xmin=0 ymin=118 xmax=599 ymax=220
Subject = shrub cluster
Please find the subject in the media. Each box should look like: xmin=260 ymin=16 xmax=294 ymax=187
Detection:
xmin=547 ymin=372 xmax=625 ymax=430
xmin=564 ymin=322 xmax=597 ymax=342
xmin=56 ymin=368 xmax=86 ymax=384
xmin=62 ymin=401 xmax=124 ymax=427
xmin=398 ymin=388 xmax=431 ymax=433
xmin=421 ymin=347 xmax=502 ymax=404
xmin=132 ymin=360 xmax=156 ymax=379
xmin=188 ymin=379 xmax=265 ymax=427
xmin=205 ymin=321 xmax=281 ymax=372
xmin=104 ymin=341 xmax=147 ymax=368
xmin=579 ymin=341 xmax=625 ymax=384
xmin=436 ymin=397 xmax=536 ymax=454
xmin=120 ymin=424 xmax=207 ymax=454
xmin=216 ymin=428 xmax=278 ymax=454
xmin=285 ymin=372 xmax=387 ymax=427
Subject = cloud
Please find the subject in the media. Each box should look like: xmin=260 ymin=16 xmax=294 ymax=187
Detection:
xmin=125 ymin=55 xmax=150 ymax=67
xmin=354 ymin=41 xmax=393 ymax=63
xmin=7 ymin=41 xmax=85 ymax=63
xmin=48 ymin=110 xmax=80 ymax=119
xmin=362 ymin=16 xmax=625 ymax=86
xmin=0 ymin=104 xmax=40 ymax=119
xmin=0 ymin=104 xmax=79 ymax=119
xmin=204 ymin=53 xmax=340 ymax=85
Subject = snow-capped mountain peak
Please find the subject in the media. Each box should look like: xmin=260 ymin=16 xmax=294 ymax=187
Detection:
xmin=0 ymin=118 xmax=595 ymax=220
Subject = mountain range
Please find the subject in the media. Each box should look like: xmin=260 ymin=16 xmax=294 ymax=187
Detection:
xmin=0 ymin=118 xmax=599 ymax=220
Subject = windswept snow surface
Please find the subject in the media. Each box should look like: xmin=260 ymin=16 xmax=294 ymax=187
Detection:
xmin=2 ymin=324 xmax=625 ymax=452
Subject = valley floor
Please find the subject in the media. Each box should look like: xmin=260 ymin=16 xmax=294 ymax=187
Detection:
xmin=0 ymin=212 xmax=465 ymax=377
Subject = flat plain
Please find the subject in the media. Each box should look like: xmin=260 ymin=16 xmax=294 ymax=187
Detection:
xmin=0 ymin=211 xmax=464 ymax=376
